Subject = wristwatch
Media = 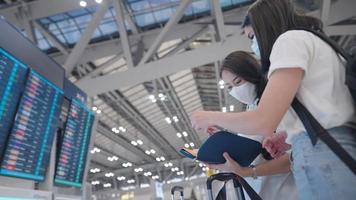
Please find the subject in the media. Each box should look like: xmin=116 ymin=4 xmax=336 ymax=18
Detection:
xmin=249 ymin=165 xmax=258 ymax=179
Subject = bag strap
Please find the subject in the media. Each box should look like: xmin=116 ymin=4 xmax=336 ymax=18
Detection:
xmin=235 ymin=175 xmax=262 ymax=200
xmin=292 ymin=27 xmax=350 ymax=60
xmin=292 ymin=98 xmax=356 ymax=175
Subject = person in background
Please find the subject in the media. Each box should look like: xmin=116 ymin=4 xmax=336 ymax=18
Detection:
xmin=191 ymin=0 xmax=356 ymax=199
xmin=209 ymin=51 xmax=297 ymax=200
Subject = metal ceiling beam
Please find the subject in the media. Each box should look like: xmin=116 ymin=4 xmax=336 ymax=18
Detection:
xmin=75 ymin=54 xmax=125 ymax=83
xmin=162 ymin=26 xmax=210 ymax=58
xmin=308 ymin=0 xmax=356 ymax=25
xmin=49 ymin=6 xmax=248 ymax=66
xmin=321 ymin=0 xmax=331 ymax=23
xmin=33 ymin=21 xmax=69 ymax=55
xmin=0 ymin=0 xmax=101 ymax=27
xmin=113 ymin=0 xmax=134 ymax=68
xmin=76 ymin=31 xmax=250 ymax=96
xmin=161 ymin=77 xmax=202 ymax=146
xmin=63 ymin=0 xmax=109 ymax=76
xmin=137 ymin=0 xmax=193 ymax=65
xmin=122 ymin=1 xmax=139 ymax=35
xmin=99 ymin=92 xmax=180 ymax=158
xmin=325 ymin=25 xmax=356 ymax=36
xmin=210 ymin=0 xmax=226 ymax=41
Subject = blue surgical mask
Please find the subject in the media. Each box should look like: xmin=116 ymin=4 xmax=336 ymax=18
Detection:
xmin=251 ymin=36 xmax=261 ymax=59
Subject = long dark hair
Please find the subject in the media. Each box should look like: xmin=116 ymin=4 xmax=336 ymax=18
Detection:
xmin=248 ymin=0 xmax=323 ymax=73
xmin=220 ymin=51 xmax=266 ymax=99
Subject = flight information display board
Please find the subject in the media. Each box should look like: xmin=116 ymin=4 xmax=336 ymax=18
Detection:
xmin=54 ymin=99 xmax=94 ymax=187
xmin=0 ymin=69 xmax=63 ymax=181
xmin=0 ymin=48 xmax=28 ymax=159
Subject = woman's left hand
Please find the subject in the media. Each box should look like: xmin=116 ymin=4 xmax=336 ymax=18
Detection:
xmin=208 ymin=152 xmax=251 ymax=177
xmin=191 ymin=111 xmax=217 ymax=130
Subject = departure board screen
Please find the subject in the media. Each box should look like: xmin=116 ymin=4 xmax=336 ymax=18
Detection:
xmin=0 ymin=69 xmax=63 ymax=181
xmin=54 ymin=99 xmax=94 ymax=187
xmin=0 ymin=48 xmax=28 ymax=159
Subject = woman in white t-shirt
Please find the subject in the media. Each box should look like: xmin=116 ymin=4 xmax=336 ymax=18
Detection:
xmin=190 ymin=0 xmax=356 ymax=199
xmin=217 ymin=51 xmax=298 ymax=200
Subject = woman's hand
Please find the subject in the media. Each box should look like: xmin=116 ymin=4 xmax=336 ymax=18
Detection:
xmin=207 ymin=126 xmax=220 ymax=136
xmin=262 ymin=131 xmax=291 ymax=158
xmin=190 ymin=111 xmax=218 ymax=130
xmin=208 ymin=152 xmax=252 ymax=177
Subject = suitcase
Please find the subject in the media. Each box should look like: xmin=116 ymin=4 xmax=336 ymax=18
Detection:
xmin=206 ymin=173 xmax=262 ymax=200
xmin=207 ymin=173 xmax=245 ymax=200
xmin=171 ymin=186 xmax=184 ymax=200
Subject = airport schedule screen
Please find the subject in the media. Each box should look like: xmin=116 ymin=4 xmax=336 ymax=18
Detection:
xmin=0 ymin=68 xmax=63 ymax=181
xmin=0 ymin=48 xmax=28 ymax=159
xmin=54 ymin=99 xmax=94 ymax=187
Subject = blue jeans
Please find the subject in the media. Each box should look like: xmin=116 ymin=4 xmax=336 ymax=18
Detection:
xmin=291 ymin=126 xmax=356 ymax=200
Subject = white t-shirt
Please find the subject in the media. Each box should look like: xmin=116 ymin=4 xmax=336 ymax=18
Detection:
xmin=268 ymin=30 xmax=355 ymax=144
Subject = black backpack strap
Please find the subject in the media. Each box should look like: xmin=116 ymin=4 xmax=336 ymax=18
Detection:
xmin=292 ymin=98 xmax=356 ymax=175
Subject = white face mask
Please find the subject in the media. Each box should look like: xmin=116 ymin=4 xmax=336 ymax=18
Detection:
xmin=251 ymin=36 xmax=261 ymax=59
xmin=229 ymin=82 xmax=257 ymax=105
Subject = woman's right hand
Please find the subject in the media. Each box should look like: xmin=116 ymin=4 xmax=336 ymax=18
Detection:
xmin=207 ymin=126 xmax=220 ymax=136
xmin=262 ymin=131 xmax=291 ymax=158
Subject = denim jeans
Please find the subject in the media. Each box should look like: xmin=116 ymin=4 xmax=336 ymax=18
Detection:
xmin=291 ymin=126 xmax=356 ymax=200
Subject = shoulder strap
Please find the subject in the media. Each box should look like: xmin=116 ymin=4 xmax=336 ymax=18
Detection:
xmin=292 ymin=27 xmax=350 ymax=60
xmin=292 ymin=98 xmax=356 ymax=175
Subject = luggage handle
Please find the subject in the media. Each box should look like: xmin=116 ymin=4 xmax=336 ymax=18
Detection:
xmin=206 ymin=173 xmax=241 ymax=189
xmin=207 ymin=173 xmax=262 ymax=200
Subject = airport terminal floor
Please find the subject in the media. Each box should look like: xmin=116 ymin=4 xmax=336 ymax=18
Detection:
xmin=0 ymin=0 xmax=355 ymax=200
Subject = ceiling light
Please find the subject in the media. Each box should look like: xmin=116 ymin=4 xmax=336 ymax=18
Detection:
xmin=156 ymin=157 xmax=161 ymax=162
xmin=96 ymin=109 xmax=102 ymax=114
xmin=184 ymin=143 xmax=189 ymax=148
xmin=95 ymin=0 xmax=103 ymax=4
xmin=160 ymin=156 xmax=165 ymax=161
xmin=91 ymin=180 xmax=100 ymax=185
xmin=158 ymin=93 xmax=164 ymax=98
xmin=176 ymin=132 xmax=182 ymax=138
xmin=172 ymin=116 xmax=179 ymax=122
xmin=189 ymin=142 xmax=194 ymax=147
xmin=144 ymin=172 xmax=152 ymax=176
xmin=105 ymin=172 xmax=114 ymax=177
xmin=218 ymin=80 xmax=224 ymax=85
xmin=79 ymin=0 xmax=87 ymax=7
xmin=137 ymin=140 xmax=143 ymax=145
xmin=103 ymin=183 xmax=112 ymax=188
xmin=127 ymin=179 xmax=135 ymax=184
xmin=182 ymin=131 xmax=188 ymax=137
xmin=220 ymin=85 xmax=225 ymax=89
xmin=229 ymin=105 xmax=234 ymax=112
xmin=131 ymin=141 xmax=138 ymax=146
xmin=92 ymin=106 xmax=98 ymax=111
xmin=150 ymin=149 xmax=156 ymax=154
xmin=117 ymin=176 xmax=126 ymax=181
xmin=222 ymin=107 xmax=227 ymax=113
xmin=145 ymin=150 xmax=151 ymax=155
xmin=165 ymin=117 xmax=172 ymax=124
